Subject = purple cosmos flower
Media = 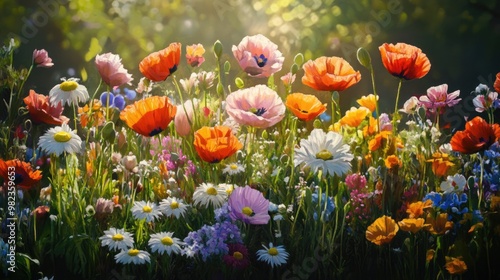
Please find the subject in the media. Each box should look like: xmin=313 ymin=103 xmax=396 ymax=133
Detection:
xmin=419 ymin=84 xmax=461 ymax=113
xmin=225 ymin=85 xmax=285 ymax=128
xmin=228 ymin=185 xmax=270 ymax=225
xmin=232 ymin=34 xmax=284 ymax=78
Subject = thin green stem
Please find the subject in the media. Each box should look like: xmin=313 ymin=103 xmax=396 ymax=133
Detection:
xmin=392 ymin=79 xmax=403 ymax=133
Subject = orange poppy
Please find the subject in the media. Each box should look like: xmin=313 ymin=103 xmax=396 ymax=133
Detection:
xmin=193 ymin=126 xmax=243 ymax=163
xmin=379 ymin=43 xmax=431 ymax=80
xmin=427 ymin=152 xmax=454 ymax=177
xmin=356 ymin=94 xmax=378 ymax=113
xmin=0 ymin=159 xmax=42 ymax=190
xmin=406 ymin=200 xmax=433 ymax=218
xmin=139 ymin=42 xmax=181 ymax=82
xmin=285 ymin=93 xmax=327 ymax=121
xmin=23 ymin=89 xmax=69 ymax=125
xmin=425 ymin=213 xmax=453 ymax=235
xmin=79 ymin=99 xmax=105 ymax=128
xmin=365 ymin=215 xmax=399 ymax=245
xmin=445 ymin=257 xmax=467 ymax=275
xmin=302 ymin=56 xmax=361 ymax=92
xmin=398 ymin=218 xmax=427 ymax=234
xmin=494 ymin=72 xmax=500 ymax=94
xmin=368 ymin=131 xmax=392 ymax=151
xmin=450 ymin=116 xmax=500 ymax=154
xmin=339 ymin=106 xmax=370 ymax=127
xmin=120 ymin=96 xmax=177 ymax=137
xmin=363 ymin=116 xmax=378 ymax=137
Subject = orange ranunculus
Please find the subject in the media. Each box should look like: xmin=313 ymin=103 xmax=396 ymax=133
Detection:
xmin=23 ymin=89 xmax=69 ymax=125
xmin=368 ymin=131 xmax=392 ymax=151
xmin=450 ymin=116 xmax=500 ymax=154
xmin=445 ymin=256 xmax=467 ymax=275
xmin=384 ymin=154 xmax=401 ymax=169
xmin=366 ymin=215 xmax=399 ymax=245
xmin=120 ymin=96 xmax=177 ymax=137
xmin=406 ymin=200 xmax=433 ymax=218
xmin=139 ymin=42 xmax=181 ymax=82
xmin=193 ymin=126 xmax=243 ymax=163
xmin=425 ymin=213 xmax=454 ymax=235
xmin=379 ymin=43 xmax=431 ymax=80
xmin=427 ymin=152 xmax=454 ymax=177
xmin=398 ymin=218 xmax=427 ymax=234
xmin=0 ymin=159 xmax=42 ymax=190
xmin=339 ymin=107 xmax=370 ymax=127
xmin=302 ymin=56 xmax=361 ymax=92
xmin=494 ymin=72 xmax=500 ymax=94
xmin=285 ymin=93 xmax=327 ymax=121
xmin=356 ymin=94 xmax=378 ymax=113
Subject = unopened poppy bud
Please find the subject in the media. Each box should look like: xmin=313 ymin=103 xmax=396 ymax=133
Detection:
xmin=213 ymin=40 xmax=223 ymax=59
xmin=356 ymin=47 xmax=372 ymax=69
xmin=313 ymin=119 xmax=322 ymax=129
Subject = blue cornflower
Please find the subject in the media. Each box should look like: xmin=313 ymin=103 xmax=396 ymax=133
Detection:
xmin=311 ymin=191 xmax=335 ymax=221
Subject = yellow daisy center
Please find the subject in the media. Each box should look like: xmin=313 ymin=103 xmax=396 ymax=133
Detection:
xmin=142 ymin=205 xmax=152 ymax=213
xmin=59 ymin=80 xmax=79 ymax=91
xmin=268 ymin=247 xmax=278 ymax=256
xmin=128 ymin=249 xmax=139 ymax=256
xmin=112 ymin=233 xmax=124 ymax=241
xmin=206 ymin=187 xmax=217 ymax=196
xmin=54 ymin=131 xmax=72 ymax=142
xmin=233 ymin=251 xmax=243 ymax=260
xmin=161 ymin=236 xmax=174 ymax=246
xmin=230 ymin=164 xmax=238 ymax=170
xmin=316 ymin=149 xmax=333 ymax=160
xmin=242 ymin=207 xmax=254 ymax=216
xmin=170 ymin=201 xmax=179 ymax=209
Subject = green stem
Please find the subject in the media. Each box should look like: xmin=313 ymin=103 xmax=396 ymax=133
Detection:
xmin=392 ymin=78 xmax=403 ymax=133
xmin=369 ymin=64 xmax=380 ymax=133
xmin=331 ymin=91 xmax=340 ymax=125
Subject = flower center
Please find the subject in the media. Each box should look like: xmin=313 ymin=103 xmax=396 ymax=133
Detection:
xmin=249 ymin=107 xmax=267 ymax=116
xmin=128 ymin=249 xmax=139 ymax=256
xmin=253 ymin=54 xmax=268 ymax=67
xmin=233 ymin=251 xmax=243 ymax=260
xmin=54 ymin=131 xmax=72 ymax=142
xmin=142 ymin=205 xmax=152 ymax=213
xmin=161 ymin=236 xmax=174 ymax=246
xmin=268 ymin=247 xmax=278 ymax=256
xmin=316 ymin=149 xmax=333 ymax=160
xmin=242 ymin=206 xmax=255 ymax=217
xmin=206 ymin=187 xmax=217 ymax=196
xmin=112 ymin=233 xmax=124 ymax=241
xmin=59 ymin=80 xmax=78 ymax=91
xmin=230 ymin=164 xmax=238 ymax=170
xmin=170 ymin=201 xmax=179 ymax=209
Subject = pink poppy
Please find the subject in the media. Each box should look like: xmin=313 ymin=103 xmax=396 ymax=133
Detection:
xmin=228 ymin=186 xmax=270 ymax=225
xmin=419 ymin=84 xmax=460 ymax=113
xmin=232 ymin=34 xmax=284 ymax=78
xmin=95 ymin=52 xmax=133 ymax=87
xmin=174 ymin=99 xmax=199 ymax=137
xmin=225 ymin=85 xmax=285 ymax=128
xmin=186 ymin=44 xmax=205 ymax=67
xmin=33 ymin=49 xmax=54 ymax=68
xmin=473 ymin=91 xmax=498 ymax=113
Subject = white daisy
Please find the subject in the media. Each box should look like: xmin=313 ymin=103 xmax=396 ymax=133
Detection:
xmin=192 ymin=182 xmax=227 ymax=208
xmin=131 ymin=201 xmax=161 ymax=222
xmin=38 ymin=123 xmax=82 ymax=156
xmin=115 ymin=248 xmax=151 ymax=265
xmin=294 ymin=129 xmax=354 ymax=177
xmin=159 ymin=197 xmax=188 ymax=219
xmin=49 ymin=77 xmax=89 ymax=106
xmin=148 ymin=232 xmax=183 ymax=256
xmin=219 ymin=183 xmax=235 ymax=196
xmin=222 ymin=162 xmax=245 ymax=175
xmin=99 ymin=227 xmax=134 ymax=251
xmin=256 ymin=242 xmax=289 ymax=268
xmin=440 ymin=174 xmax=467 ymax=194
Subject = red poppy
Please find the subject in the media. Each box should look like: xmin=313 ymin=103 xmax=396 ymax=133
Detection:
xmin=379 ymin=43 xmax=431 ymax=80
xmin=0 ymin=159 xmax=42 ymax=190
xmin=23 ymin=89 xmax=69 ymax=125
xmin=139 ymin=43 xmax=181 ymax=82
xmin=494 ymin=72 xmax=500 ymax=94
xmin=450 ymin=116 xmax=500 ymax=154
xmin=193 ymin=126 xmax=243 ymax=163
xmin=119 ymin=96 xmax=177 ymax=137
xmin=285 ymin=93 xmax=327 ymax=121
xmin=302 ymin=56 xmax=361 ymax=91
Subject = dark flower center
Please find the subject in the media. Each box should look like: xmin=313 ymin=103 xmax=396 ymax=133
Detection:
xmin=14 ymin=173 xmax=23 ymax=184
xmin=149 ymin=127 xmax=164 ymax=136
xmin=169 ymin=64 xmax=178 ymax=75
xmin=249 ymin=107 xmax=266 ymax=116
xmin=253 ymin=54 xmax=267 ymax=67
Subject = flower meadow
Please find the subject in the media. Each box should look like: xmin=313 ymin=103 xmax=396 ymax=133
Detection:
xmin=0 ymin=35 xmax=500 ymax=280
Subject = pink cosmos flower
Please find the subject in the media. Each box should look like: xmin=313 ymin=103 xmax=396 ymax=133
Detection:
xmin=225 ymin=85 xmax=285 ymax=128
xmin=473 ymin=91 xmax=498 ymax=112
xmin=175 ymin=99 xmax=199 ymax=137
xmin=228 ymin=186 xmax=270 ymax=225
xmin=95 ymin=53 xmax=133 ymax=87
xmin=232 ymin=34 xmax=284 ymax=78
xmin=186 ymin=44 xmax=205 ymax=67
xmin=33 ymin=49 xmax=54 ymax=68
xmin=419 ymin=84 xmax=460 ymax=113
